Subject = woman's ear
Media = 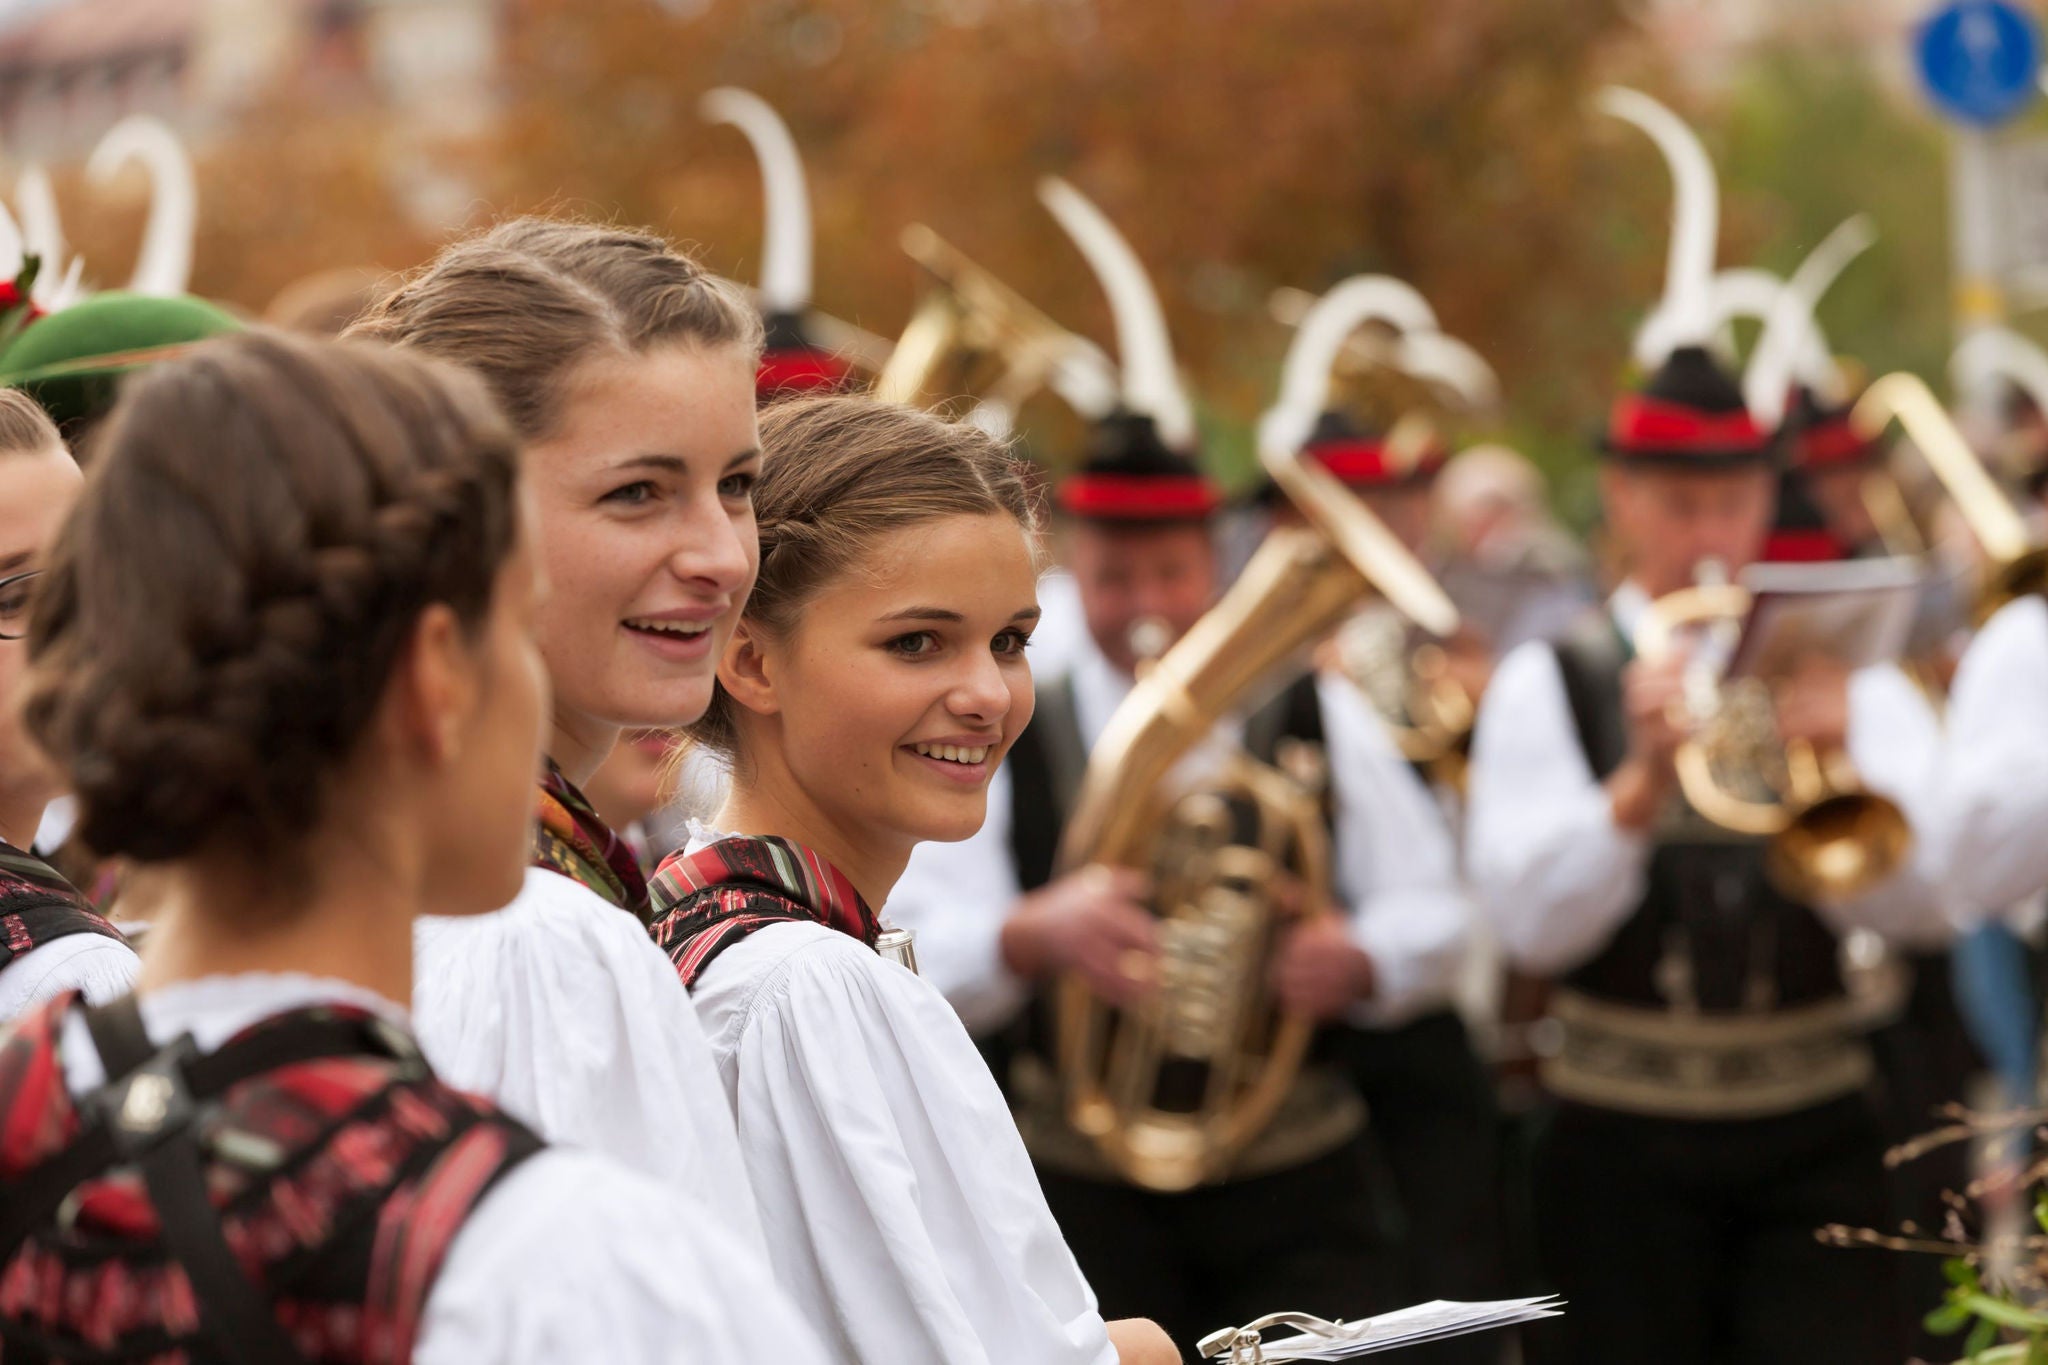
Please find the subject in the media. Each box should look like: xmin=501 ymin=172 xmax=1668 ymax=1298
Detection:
xmin=385 ymin=603 xmax=479 ymax=766
xmin=717 ymin=619 xmax=781 ymax=719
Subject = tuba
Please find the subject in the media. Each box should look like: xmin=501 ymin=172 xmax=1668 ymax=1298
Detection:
xmin=874 ymin=225 xmax=1113 ymax=420
xmin=1851 ymin=372 xmax=2048 ymax=620
xmin=1633 ymin=562 xmax=1912 ymax=904
xmin=1053 ymin=442 xmax=1459 ymax=1192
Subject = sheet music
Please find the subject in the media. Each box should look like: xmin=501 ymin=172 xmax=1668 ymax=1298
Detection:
xmin=1204 ymin=1296 xmax=1564 ymax=1361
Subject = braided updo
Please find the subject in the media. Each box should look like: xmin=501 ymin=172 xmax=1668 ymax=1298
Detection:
xmin=22 ymin=330 xmax=522 ymax=865
xmin=688 ymin=394 xmax=1042 ymax=766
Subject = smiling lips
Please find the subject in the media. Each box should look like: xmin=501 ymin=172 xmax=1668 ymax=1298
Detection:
xmin=911 ymin=742 xmax=992 ymax=764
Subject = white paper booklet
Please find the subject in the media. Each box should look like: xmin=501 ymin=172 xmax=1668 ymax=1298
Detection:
xmin=1199 ymin=1296 xmax=1564 ymax=1361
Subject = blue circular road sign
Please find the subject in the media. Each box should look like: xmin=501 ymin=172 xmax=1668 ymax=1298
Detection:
xmin=1916 ymin=0 xmax=2043 ymax=127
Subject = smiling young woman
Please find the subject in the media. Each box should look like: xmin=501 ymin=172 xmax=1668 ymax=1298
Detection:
xmin=343 ymin=219 xmax=772 ymax=1248
xmin=647 ymin=395 xmax=1176 ymax=1365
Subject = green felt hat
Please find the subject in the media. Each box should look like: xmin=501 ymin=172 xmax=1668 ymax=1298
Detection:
xmin=0 ymin=291 xmax=242 ymax=431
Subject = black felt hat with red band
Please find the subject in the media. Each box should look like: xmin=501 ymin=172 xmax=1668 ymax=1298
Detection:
xmin=1056 ymin=412 xmax=1222 ymax=524
xmin=1779 ymin=385 xmax=1877 ymax=471
xmin=1302 ymin=410 xmax=1447 ymax=489
xmin=1760 ymin=464 xmax=1849 ymax=564
xmin=1603 ymin=345 xmax=1772 ymax=469
xmin=755 ymin=311 xmax=853 ymax=401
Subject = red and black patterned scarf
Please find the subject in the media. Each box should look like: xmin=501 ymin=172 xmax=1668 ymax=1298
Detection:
xmin=647 ymin=835 xmax=879 ymax=989
xmin=532 ymin=758 xmax=649 ymax=923
xmin=0 ymin=839 xmax=124 ymax=968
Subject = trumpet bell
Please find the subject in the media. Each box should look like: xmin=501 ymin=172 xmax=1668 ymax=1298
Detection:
xmin=1767 ymin=790 xmax=1912 ymax=905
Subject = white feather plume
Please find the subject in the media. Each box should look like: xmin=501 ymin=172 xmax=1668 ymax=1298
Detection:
xmin=1599 ymin=86 xmax=1719 ymax=365
xmin=700 ymin=87 xmax=812 ymax=315
xmin=14 ymin=166 xmax=62 ymax=306
xmin=1952 ymin=326 xmax=2048 ymax=423
xmin=1397 ymin=331 xmax=1501 ymax=412
xmin=1038 ymin=176 xmax=1197 ymax=450
xmin=87 ymin=116 xmax=195 ymax=296
xmin=1743 ymin=215 xmax=1877 ymax=427
xmin=1260 ymin=274 xmax=1434 ymax=458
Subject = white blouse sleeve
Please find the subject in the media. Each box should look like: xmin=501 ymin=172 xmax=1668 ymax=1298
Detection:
xmin=1818 ymin=663 xmax=1951 ymax=947
xmin=1316 ymin=675 xmax=1471 ymax=1023
xmin=884 ymin=764 xmax=1030 ymax=1037
xmin=412 ymin=867 xmax=767 ymax=1257
xmin=416 ymin=1148 xmax=833 ymax=1365
xmin=0 ymin=934 xmax=140 ymax=1022
xmin=712 ymin=925 xmax=1114 ymax=1365
xmin=1465 ymin=639 xmax=1652 ymax=976
xmin=1935 ymin=596 xmax=2048 ymax=922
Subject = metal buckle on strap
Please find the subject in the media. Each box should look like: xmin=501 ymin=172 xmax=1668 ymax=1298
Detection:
xmin=95 ymin=1034 xmax=201 ymax=1160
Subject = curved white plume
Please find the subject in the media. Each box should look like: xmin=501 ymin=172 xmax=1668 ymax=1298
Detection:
xmin=1046 ymin=333 xmax=1121 ymax=421
xmin=1397 ymin=331 xmax=1500 ymax=411
xmin=14 ymin=165 xmax=62 ymax=305
xmin=1744 ymin=215 xmax=1877 ymax=426
xmin=0 ymin=202 xmax=24 ymax=283
xmin=87 ymin=116 xmax=195 ymax=296
xmin=1038 ymin=176 xmax=1197 ymax=449
xmin=1260 ymin=274 xmax=1435 ymax=457
xmin=700 ymin=87 xmax=812 ymax=315
xmin=1952 ymin=327 xmax=2048 ymax=423
xmin=1599 ymin=86 xmax=1719 ymax=364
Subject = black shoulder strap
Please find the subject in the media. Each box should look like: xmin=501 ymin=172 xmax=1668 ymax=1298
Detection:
xmin=0 ymin=998 xmax=399 ymax=1365
xmin=1550 ymin=613 xmax=1630 ymax=781
xmin=82 ymin=996 xmax=309 ymax=1365
xmin=1008 ymin=672 xmax=1086 ymax=892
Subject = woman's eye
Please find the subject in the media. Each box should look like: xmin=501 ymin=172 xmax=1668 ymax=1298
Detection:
xmin=887 ymin=631 xmax=939 ymax=658
xmin=601 ymin=481 xmax=658 ymax=507
xmin=993 ymin=630 xmax=1033 ymax=656
xmin=717 ymin=470 xmax=758 ymax=500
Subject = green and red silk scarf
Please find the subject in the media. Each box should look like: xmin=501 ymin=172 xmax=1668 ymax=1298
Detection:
xmin=532 ymin=759 xmax=650 ymax=923
xmin=647 ymin=835 xmax=880 ymax=988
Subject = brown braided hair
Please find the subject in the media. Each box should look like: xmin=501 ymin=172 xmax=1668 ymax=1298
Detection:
xmin=345 ymin=217 xmax=762 ymax=441
xmin=22 ymin=330 xmax=522 ymax=865
xmin=688 ymin=394 xmax=1042 ymax=766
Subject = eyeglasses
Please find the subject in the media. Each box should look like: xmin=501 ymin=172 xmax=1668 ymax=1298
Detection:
xmin=0 ymin=570 xmax=41 ymax=641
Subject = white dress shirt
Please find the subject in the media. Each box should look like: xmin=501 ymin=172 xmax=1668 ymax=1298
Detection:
xmin=50 ymin=972 xmax=829 ymax=1365
xmin=1466 ymin=586 xmax=1951 ymax=980
xmin=413 ymin=866 xmax=767 ymax=1257
xmin=0 ymin=931 xmax=138 ymax=1022
xmin=685 ymin=905 xmax=1115 ymax=1365
xmin=889 ymin=630 xmax=1473 ymax=1031
xmin=1932 ymin=594 xmax=2048 ymax=922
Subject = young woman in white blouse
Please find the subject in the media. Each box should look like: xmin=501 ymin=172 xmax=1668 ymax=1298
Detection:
xmin=345 ymin=219 xmax=771 ymax=1246
xmin=647 ymin=395 xmax=1176 ymax=1365
xmin=0 ymin=331 xmax=825 ymax=1363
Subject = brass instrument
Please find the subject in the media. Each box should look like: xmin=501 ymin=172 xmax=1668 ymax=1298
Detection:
xmin=1633 ymin=565 xmax=1911 ymax=904
xmin=875 ymin=224 xmax=1109 ymax=415
xmin=1331 ymin=606 xmax=1475 ymax=787
xmin=1053 ymin=441 xmax=1459 ymax=1192
xmin=1852 ymin=372 xmax=2048 ymax=619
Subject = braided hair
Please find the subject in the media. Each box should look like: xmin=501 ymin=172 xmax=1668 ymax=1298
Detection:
xmin=687 ymin=394 xmax=1042 ymax=768
xmin=22 ymin=330 xmax=522 ymax=865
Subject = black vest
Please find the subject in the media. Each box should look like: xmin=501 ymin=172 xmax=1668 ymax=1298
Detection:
xmin=1549 ymin=614 xmax=1846 ymax=1011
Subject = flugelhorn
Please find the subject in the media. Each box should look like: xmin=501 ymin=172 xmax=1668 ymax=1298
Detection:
xmin=874 ymin=225 xmax=1113 ymax=418
xmin=1053 ymin=429 xmax=1459 ymax=1193
xmin=1851 ymin=372 xmax=2048 ymax=619
xmin=1633 ymin=562 xmax=1911 ymax=903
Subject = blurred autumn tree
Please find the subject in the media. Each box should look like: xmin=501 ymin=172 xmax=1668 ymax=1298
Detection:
xmin=27 ymin=0 xmax=1964 ymax=511
xmin=490 ymin=0 xmax=1671 ymax=489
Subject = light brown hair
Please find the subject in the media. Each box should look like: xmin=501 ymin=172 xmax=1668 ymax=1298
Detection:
xmin=345 ymin=217 xmax=762 ymax=440
xmin=24 ymin=330 xmax=523 ymax=866
xmin=0 ymin=385 xmax=62 ymax=457
xmin=690 ymin=394 xmax=1042 ymax=763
